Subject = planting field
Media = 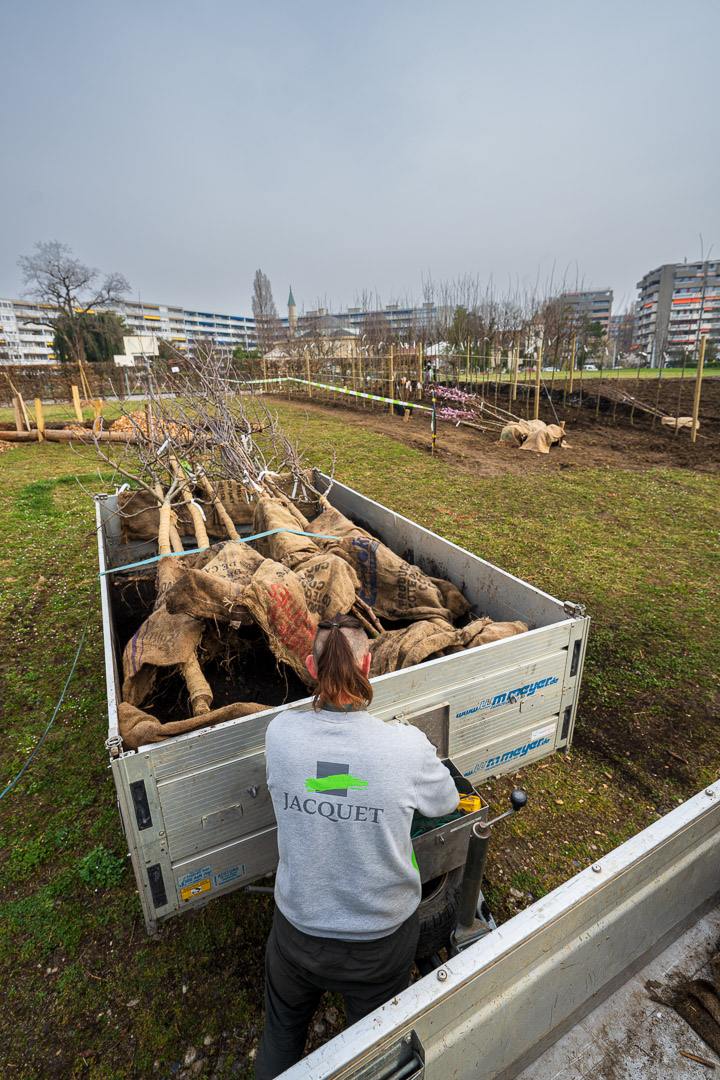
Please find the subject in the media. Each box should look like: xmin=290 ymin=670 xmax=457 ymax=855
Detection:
xmin=1 ymin=400 xmax=719 ymax=1079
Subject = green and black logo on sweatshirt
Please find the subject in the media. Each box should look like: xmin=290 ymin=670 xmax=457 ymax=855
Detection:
xmin=280 ymin=760 xmax=383 ymax=823
xmin=304 ymin=761 xmax=368 ymax=797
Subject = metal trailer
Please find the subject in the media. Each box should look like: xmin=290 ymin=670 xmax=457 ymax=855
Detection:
xmin=95 ymin=474 xmax=590 ymax=935
xmin=281 ymin=781 xmax=720 ymax=1080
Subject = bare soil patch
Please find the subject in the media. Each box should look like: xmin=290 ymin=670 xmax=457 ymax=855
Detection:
xmin=270 ymin=376 xmax=720 ymax=477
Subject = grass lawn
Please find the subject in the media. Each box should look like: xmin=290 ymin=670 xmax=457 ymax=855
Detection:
xmin=1 ymin=423 xmax=718 ymax=1079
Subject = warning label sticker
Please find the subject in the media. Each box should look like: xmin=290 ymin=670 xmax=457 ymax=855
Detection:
xmin=180 ymin=878 xmax=211 ymax=902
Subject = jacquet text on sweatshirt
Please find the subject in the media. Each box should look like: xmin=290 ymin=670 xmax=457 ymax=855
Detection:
xmin=264 ymin=705 xmax=460 ymax=941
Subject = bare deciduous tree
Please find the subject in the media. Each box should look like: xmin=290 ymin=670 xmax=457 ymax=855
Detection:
xmin=252 ymin=269 xmax=280 ymax=355
xmin=17 ymin=240 xmax=130 ymax=366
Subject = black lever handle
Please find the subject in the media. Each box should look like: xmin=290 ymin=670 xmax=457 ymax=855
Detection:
xmin=510 ymin=789 xmax=527 ymax=812
xmin=485 ymin=789 xmax=528 ymax=828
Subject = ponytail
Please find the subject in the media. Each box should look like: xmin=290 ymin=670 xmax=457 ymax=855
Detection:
xmin=312 ymin=614 xmax=373 ymax=711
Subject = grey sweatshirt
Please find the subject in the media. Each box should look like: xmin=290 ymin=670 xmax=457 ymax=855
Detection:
xmin=265 ymin=705 xmax=460 ymax=940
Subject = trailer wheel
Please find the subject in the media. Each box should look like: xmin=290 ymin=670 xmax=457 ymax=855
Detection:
xmin=416 ymin=866 xmax=463 ymax=960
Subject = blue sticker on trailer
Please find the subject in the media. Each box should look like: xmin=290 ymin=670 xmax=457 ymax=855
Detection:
xmin=456 ymin=676 xmax=559 ymax=720
xmin=465 ymin=736 xmax=552 ymax=777
xmin=213 ymin=865 xmax=246 ymax=888
xmin=177 ymin=866 xmax=212 ymax=889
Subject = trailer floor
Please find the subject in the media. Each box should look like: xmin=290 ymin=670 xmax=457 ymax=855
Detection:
xmin=514 ymin=904 xmax=720 ymax=1079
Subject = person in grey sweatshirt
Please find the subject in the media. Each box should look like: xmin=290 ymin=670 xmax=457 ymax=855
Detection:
xmin=255 ymin=613 xmax=459 ymax=1080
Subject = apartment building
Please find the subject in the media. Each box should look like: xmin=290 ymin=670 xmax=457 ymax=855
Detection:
xmin=0 ymin=299 xmax=58 ymax=363
xmin=559 ymin=290 xmax=613 ymax=334
xmin=634 ymin=261 xmax=720 ymax=359
xmin=282 ymin=302 xmax=445 ymax=338
xmin=0 ymin=297 xmax=257 ymax=365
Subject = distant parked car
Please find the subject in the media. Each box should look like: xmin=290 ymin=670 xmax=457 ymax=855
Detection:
xmin=584 ymin=364 xmax=598 ymax=371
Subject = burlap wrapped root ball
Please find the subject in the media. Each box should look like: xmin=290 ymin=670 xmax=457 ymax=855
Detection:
xmin=121 ymin=556 xmax=207 ymax=707
xmin=368 ymin=617 xmax=529 ymax=675
xmin=368 ymin=619 xmax=459 ymax=675
xmin=500 ymin=420 xmax=569 ymax=454
xmin=118 ymin=476 xmax=318 ymax=544
xmin=165 ymin=547 xmax=358 ymax=686
xmin=251 ymin=496 xmax=362 ymax=620
xmin=118 ymin=700 xmax=267 ymax=750
xmin=305 ymin=504 xmax=470 ymax=624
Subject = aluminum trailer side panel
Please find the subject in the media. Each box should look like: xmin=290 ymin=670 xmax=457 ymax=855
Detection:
xmin=96 ymin=481 xmax=589 ymax=932
xmin=278 ymin=783 xmax=720 ymax=1080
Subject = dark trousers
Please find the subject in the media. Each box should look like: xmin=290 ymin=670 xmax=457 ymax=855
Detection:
xmin=254 ymin=906 xmax=419 ymax=1080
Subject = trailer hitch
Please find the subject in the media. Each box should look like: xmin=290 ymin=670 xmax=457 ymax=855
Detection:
xmin=450 ymin=789 xmax=527 ymax=953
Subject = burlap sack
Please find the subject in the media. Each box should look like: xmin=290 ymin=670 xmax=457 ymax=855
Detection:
xmin=240 ymin=561 xmax=320 ymax=684
xmin=661 ymin=416 xmax=696 ymax=430
xmin=118 ymin=488 xmax=231 ymax=543
xmin=499 ymin=420 xmax=534 ymax=447
xmin=121 ymin=555 xmax=210 ymax=707
xmin=122 ymin=607 xmax=204 ymax=705
xmin=168 ymin=542 xmax=357 ymax=642
xmin=519 ymin=427 xmax=555 ymax=454
xmin=456 ymin=619 xmax=528 ymax=647
xmin=117 ymin=490 xmax=189 ymax=542
xmin=500 ymin=424 xmax=522 ymax=447
xmin=164 ymin=542 xmax=264 ymax=623
xmin=118 ymin=699 xmax=267 ymax=751
xmin=369 ymin=619 xmax=458 ymax=675
xmin=305 ymin=505 xmax=469 ymax=623
xmin=294 ymin=554 xmax=359 ymax=621
xmin=118 ymin=476 xmax=319 ymax=545
xmin=429 ymin=576 xmax=473 ymax=621
xmin=252 ymin=495 xmax=318 ymax=568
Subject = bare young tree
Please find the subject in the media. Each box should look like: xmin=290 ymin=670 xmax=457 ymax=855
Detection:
xmin=17 ymin=240 xmax=130 ymax=366
xmin=252 ymin=269 xmax=280 ymax=355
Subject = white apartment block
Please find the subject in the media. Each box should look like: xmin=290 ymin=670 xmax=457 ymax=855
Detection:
xmin=634 ymin=261 xmax=720 ymax=358
xmin=0 ymin=297 xmax=257 ymax=365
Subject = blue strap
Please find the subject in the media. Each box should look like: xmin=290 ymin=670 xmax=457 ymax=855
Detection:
xmin=97 ymin=528 xmax=341 ymax=578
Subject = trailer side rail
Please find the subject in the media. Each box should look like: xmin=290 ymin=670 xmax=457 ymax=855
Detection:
xmin=279 ymin=783 xmax=720 ymax=1080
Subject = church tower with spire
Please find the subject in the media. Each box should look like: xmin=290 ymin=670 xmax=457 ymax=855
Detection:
xmin=288 ymin=286 xmax=297 ymax=336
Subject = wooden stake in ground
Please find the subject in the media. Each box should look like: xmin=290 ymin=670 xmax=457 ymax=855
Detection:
xmin=388 ymin=345 xmax=394 ymax=414
xmin=12 ymin=396 xmax=25 ymax=432
xmin=34 ymin=399 xmax=45 ymax=443
xmin=595 ymin=351 xmax=605 ymax=421
xmin=568 ymin=333 xmax=576 ymax=399
xmin=691 ymin=335 xmax=706 ymax=445
xmin=77 ymin=358 xmax=93 ymax=402
xmin=512 ymin=341 xmax=520 ymax=401
xmin=71 ymin=384 xmax=83 ymax=423
xmin=675 ymin=350 xmax=687 ymax=437
xmin=305 ymin=348 xmax=312 ymax=398
xmin=534 ymin=344 xmax=542 ymax=419
xmin=16 ymin=391 xmax=32 ymax=431
xmin=652 ymin=361 xmax=663 ymax=428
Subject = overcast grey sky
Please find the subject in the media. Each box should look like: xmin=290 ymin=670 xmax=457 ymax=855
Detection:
xmin=1 ymin=0 xmax=718 ymax=317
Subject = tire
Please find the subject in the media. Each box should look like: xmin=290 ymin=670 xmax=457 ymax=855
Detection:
xmin=415 ymin=866 xmax=463 ymax=960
